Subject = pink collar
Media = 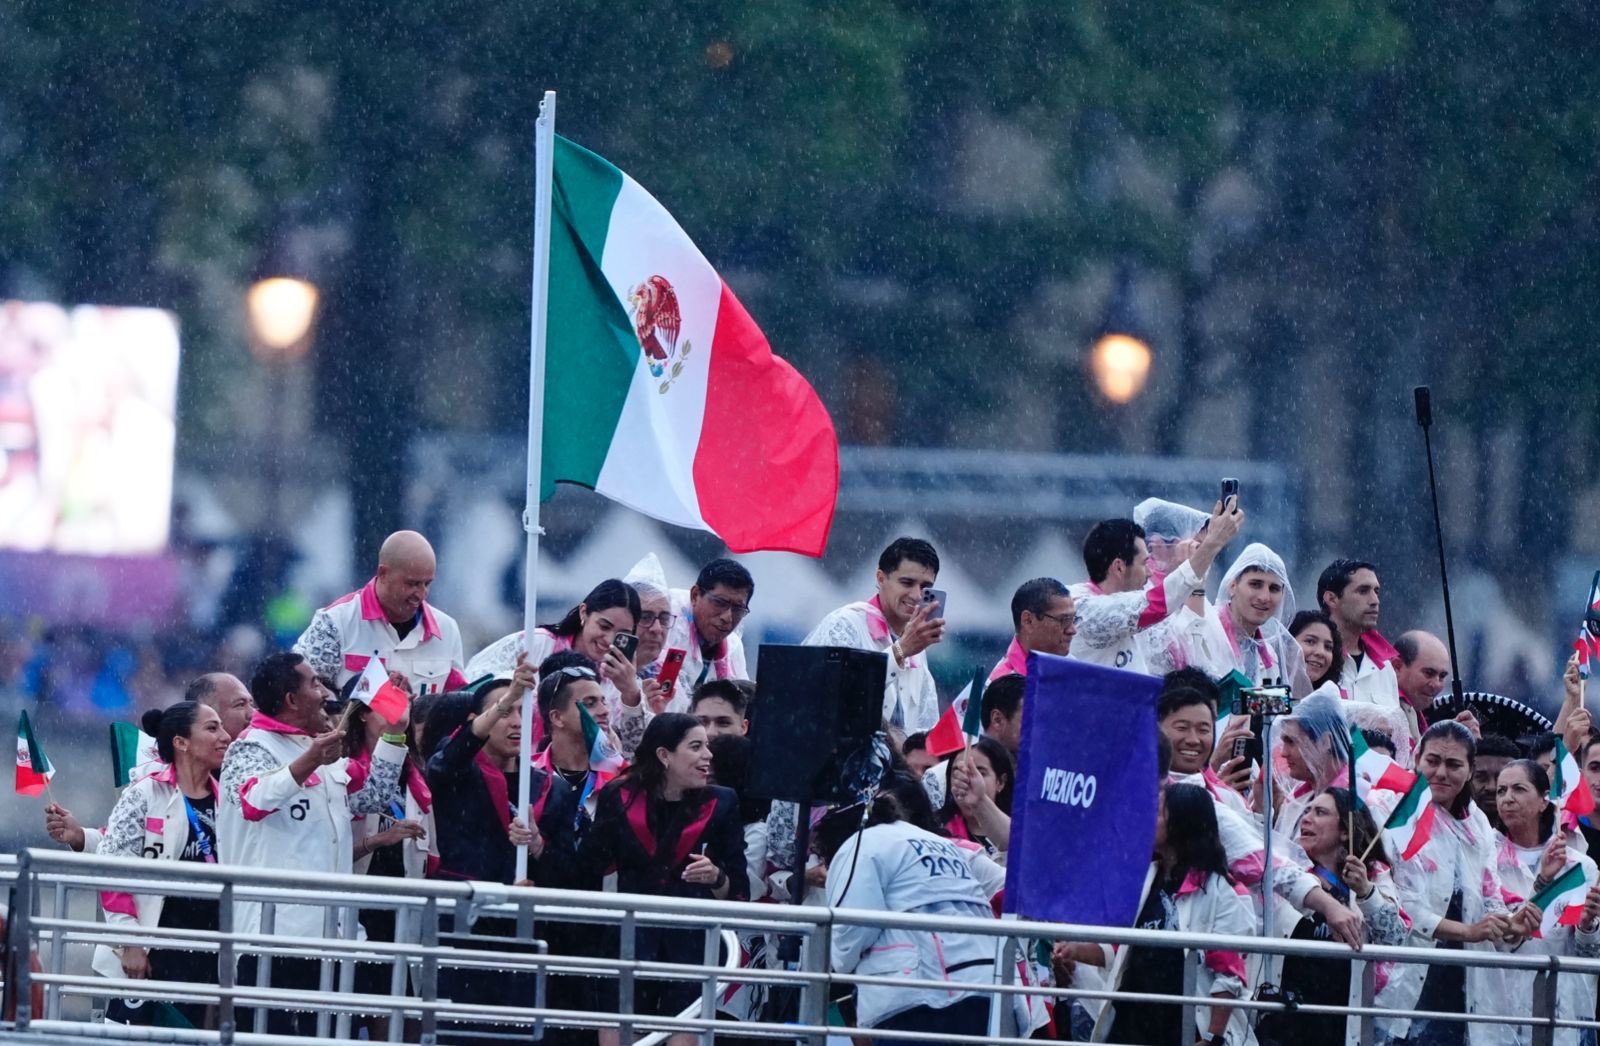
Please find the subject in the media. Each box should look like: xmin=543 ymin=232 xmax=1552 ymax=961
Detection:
xmin=1359 ymin=630 xmax=1399 ymax=665
xmin=242 ymin=710 xmax=313 ymax=737
xmin=147 ymin=762 xmax=220 ymax=797
xmin=1218 ymin=607 xmax=1275 ymax=670
xmin=357 ymin=577 xmax=442 ymax=642
xmin=1002 ymin=638 xmax=1028 ymax=676
xmin=1176 ymin=868 xmax=1208 ymax=897
xmin=857 ymin=596 xmax=917 ymax=668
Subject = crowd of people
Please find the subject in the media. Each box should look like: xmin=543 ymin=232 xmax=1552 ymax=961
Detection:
xmin=30 ymin=501 xmax=1600 ymax=1045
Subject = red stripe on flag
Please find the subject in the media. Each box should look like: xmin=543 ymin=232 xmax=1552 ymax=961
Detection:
xmin=925 ymin=704 xmax=965 ymax=759
xmin=1558 ymin=904 xmax=1586 ymax=928
xmin=370 ymin=681 xmax=411 ymax=724
xmin=692 ymin=282 xmax=838 ymax=557
xmin=1401 ymin=802 xmax=1439 ymax=862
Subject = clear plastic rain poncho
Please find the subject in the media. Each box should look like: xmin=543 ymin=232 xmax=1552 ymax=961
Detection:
xmin=622 ymin=552 xmax=671 ymax=602
xmin=1133 ymin=497 xmax=1212 ymax=574
xmin=1178 ymin=542 xmax=1314 ymax=697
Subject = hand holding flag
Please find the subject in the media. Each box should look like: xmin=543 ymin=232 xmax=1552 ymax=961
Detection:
xmin=353 ymin=653 xmax=412 ymax=727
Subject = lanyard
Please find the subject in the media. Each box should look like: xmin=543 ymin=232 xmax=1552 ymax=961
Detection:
xmin=182 ymin=797 xmax=217 ymax=864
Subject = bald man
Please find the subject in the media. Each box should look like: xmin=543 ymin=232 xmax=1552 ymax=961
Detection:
xmin=1394 ymin=629 xmax=1452 ymax=745
xmin=294 ymin=530 xmax=467 ymax=695
xmin=184 ymin=671 xmax=256 ymax=738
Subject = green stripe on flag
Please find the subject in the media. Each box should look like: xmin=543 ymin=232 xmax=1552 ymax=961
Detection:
xmin=22 ymin=709 xmax=50 ymax=775
xmin=542 ymin=135 xmax=642 ymax=498
xmin=1552 ymin=738 xmax=1571 ymax=802
xmin=110 ymin=721 xmax=142 ymax=788
xmin=1385 ymin=774 xmax=1429 ymax=829
xmin=962 ymin=666 xmax=986 ymax=737
xmin=1530 ymin=862 xmax=1588 ymax=910
xmin=1351 ymin=724 xmax=1369 ymax=760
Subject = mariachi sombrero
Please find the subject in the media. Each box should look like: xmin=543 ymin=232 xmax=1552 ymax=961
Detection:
xmin=1427 ymin=691 xmax=1554 ymax=743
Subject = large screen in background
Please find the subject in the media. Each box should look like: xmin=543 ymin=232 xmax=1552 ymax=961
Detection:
xmin=0 ymin=300 xmax=180 ymax=555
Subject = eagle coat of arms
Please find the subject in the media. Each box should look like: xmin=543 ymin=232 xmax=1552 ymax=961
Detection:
xmin=628 ymin=275 xmax=693 ymax=392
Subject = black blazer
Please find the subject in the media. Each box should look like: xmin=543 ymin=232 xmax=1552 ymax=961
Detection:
xmin=425 ymin=727 xmax=580 ymax=887
xmin=578 ymin=779 xmax=750 ymax=903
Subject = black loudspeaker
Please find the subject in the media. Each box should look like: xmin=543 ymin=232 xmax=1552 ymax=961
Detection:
xmin=746 ymin=645 xmax=887 ymax=804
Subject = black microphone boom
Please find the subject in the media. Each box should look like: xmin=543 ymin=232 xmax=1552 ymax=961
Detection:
xmin=1414 ymin=385 xmax=1466 ymax=704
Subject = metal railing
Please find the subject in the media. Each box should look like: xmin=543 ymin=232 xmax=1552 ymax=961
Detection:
xmin=4 ymin=848 xmax=1599 ymax=1045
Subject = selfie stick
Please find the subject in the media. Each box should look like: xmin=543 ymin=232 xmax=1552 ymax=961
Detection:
xmin=1414 ymin=386 xmax=1467 ymax=704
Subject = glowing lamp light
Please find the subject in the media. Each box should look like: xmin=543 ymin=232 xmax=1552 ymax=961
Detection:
xmin=1091 ymin=333 xmax=1152 ymax=404
xmin=247 ymin=277 xmax=319 ymax=357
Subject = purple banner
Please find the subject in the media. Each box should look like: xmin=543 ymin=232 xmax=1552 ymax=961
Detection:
xmin=1004 ymin=652 xmax=1161 ymax=925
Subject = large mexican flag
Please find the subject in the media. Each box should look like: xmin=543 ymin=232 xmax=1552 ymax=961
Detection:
xmin=542 ymin=135 xmax=838 ymax=557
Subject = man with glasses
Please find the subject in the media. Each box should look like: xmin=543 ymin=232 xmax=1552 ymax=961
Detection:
xmin=654 ymin=558 xmax=754 ymax=711
xmin=990 ymin=577 xmax=1077 ymax=681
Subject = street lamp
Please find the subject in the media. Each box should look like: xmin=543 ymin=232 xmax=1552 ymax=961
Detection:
xmin=247 ymin=276 xmax=319 ymax=358
xmin=1091 ymin=332 xmax=1152 ymax=404
xmin=1088 ymin=263 xmax=1151 ymax=404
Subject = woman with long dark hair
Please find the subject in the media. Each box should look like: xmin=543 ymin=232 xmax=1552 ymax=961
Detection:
xmin=465 ymin=579 xmax=656 ymax=755
xmin=578 ymin=713 xmax=747 ymax=1040
xmin=1289 ymin=609 xmax=1345 ymax=694
xmin=95 ymin=701 xmax=232 ymax=1028
xmin=1258 ymin=787 xmax=1410 ymax=1046
xmin=1387 ymin=720 xmax=1522 ymax=1045
xmin=1101 ymin=783 xmax=1253 ymax=1045
xmin=1492 ymin=759 xmax=1600 ymax=1046
xmin=934 ymin=735 xmax=1013 ymax=859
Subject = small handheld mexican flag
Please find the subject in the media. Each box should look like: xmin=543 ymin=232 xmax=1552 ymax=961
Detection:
xmin=352 ymin=653 xmax=411 ymax=724
xmin=16 ymin=710 xmax=54 ymax=796
xmin=578 ymin=701 xmax=624 ymax=774
xmin=928 ymin=667 xmax=988 ymax=758
xmin=1527 ymin=861 xmax=1596 ymax=937
xmin=1351 ymin=724 xmax=1418 ymax=797
xmin=1383 ymin=771 xmax=1439 ymax=862
xmin=1575 ymin=627 xmax=1597 ymax=680
xmin=1550 ymin=737 xmax=1597 ymax=820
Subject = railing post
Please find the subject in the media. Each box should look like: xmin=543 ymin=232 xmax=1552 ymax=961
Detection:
xmin=218 ymin=882 xmax=236 ymax=1045
xmin=8 ymin=850 xmax=34 ymax=1030
xmin=799 ymin=920 xmax=830 ymax=1046
xmin=389 ymin=903 xmax=410 ymax=1042
xmin=698 ymin=922 xmax=721 ymax=1045
xmin=45 ymin=879 xmax=66 ymax=1021
xmin=987 ymin=936 xmax=1019 ymax=1040
xmin=420 ymin=898 xmax=439 ymax=1046
xmin=1181 ymin=945 xmax=1200 ymax=1043
xmin=253 ymin=901 xmax=276 ymax=1034
xmin=334 ymin=904 xmax=358 ymax=1040
xmin=1532 ymin=958 xmax=1559 ymax=1046
xmin=619 ymin=910 xmax=637 ymax=1045
xmin=316 ymin=903 xmax=337 ymax=1039
xmin=1349 ymin=956 xmax=1375 ymax=1046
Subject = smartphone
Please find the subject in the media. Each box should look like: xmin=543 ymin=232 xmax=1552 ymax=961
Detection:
xmin=656 ymin=648 xmax=688 ymax=700
xmin=925 ymin=589 xmax=948 ymax=620
xmin=1231 ymin=736 xmax=1250 ymax=761
xmin=1220 ymin=477 xmax=1240 ymax=508
xmin=611 ymin=631 xmax=639 ymax=662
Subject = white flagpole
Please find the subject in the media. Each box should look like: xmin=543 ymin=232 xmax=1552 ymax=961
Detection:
xmin=516 ymin=89 xmax=557 ymax=883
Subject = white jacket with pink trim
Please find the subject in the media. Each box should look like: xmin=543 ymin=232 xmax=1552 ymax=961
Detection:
xmin=804 ymin=599 xmax=937 ymax=733
xmin=294 ymin=577 xmax=467 ymax=695
xmin=1067 ymin=560 xmax=1202 ymax=676
xmin=90 ymin=767 xmax=214 ymax=979
xmin=217 ymin=712 xmax=405 ymax=939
